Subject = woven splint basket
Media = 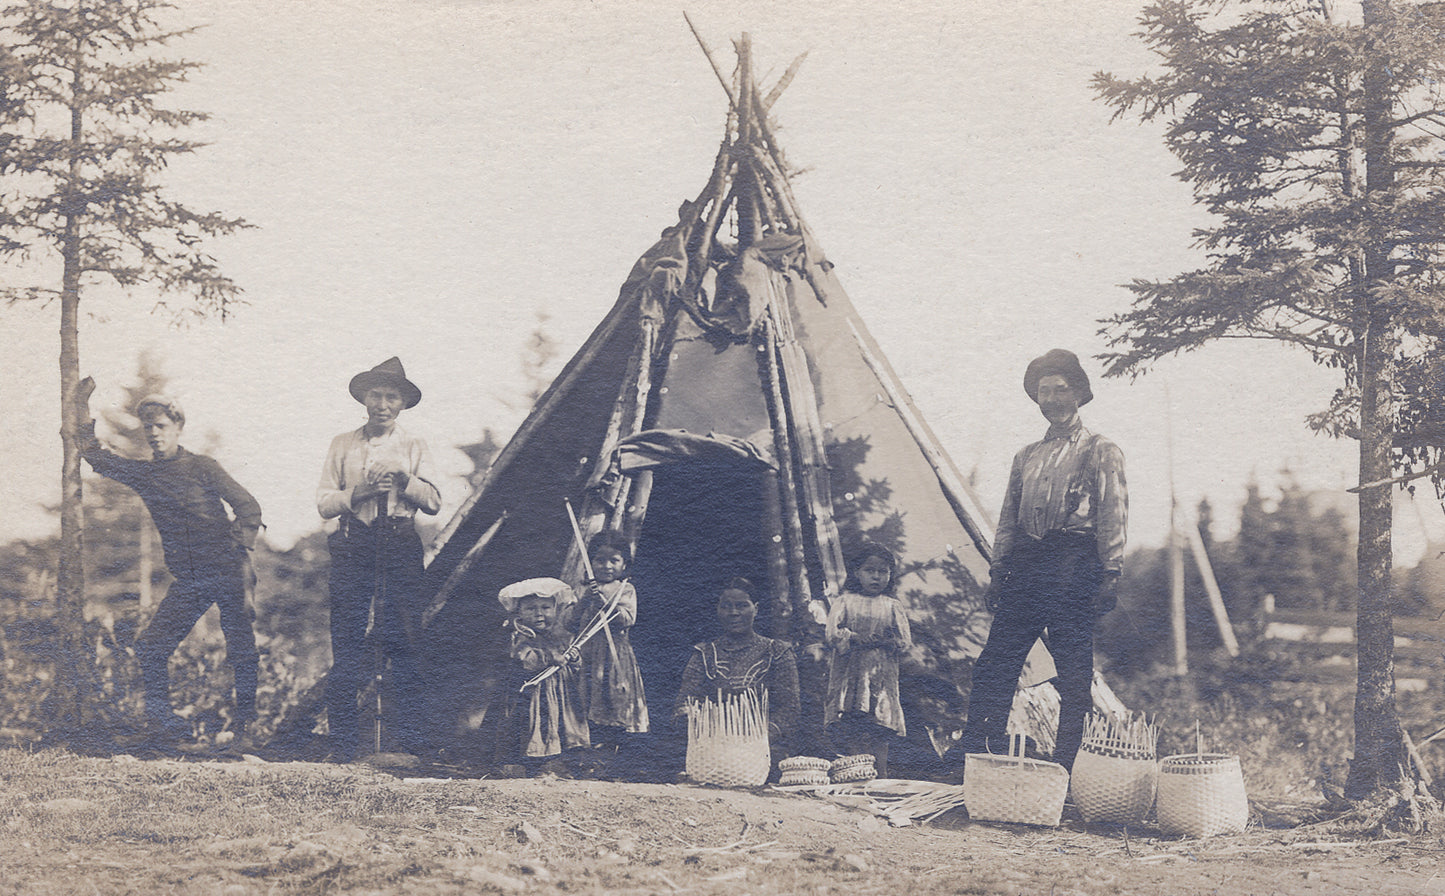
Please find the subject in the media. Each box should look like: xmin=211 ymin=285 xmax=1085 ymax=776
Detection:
xmin=829 ymin=754 xmax=877 ymax=784
xmin=1156 ymin=752 xmax=1248 ymax=838
xmin=1069 ymin=713 xmax=1159 ymax=825
xmin=685 ymin=691 xmax=770 ymax=787
xmin=964 ymin=734 xmax=1070 ymax=827
xmin=778 ymin=756 xmax=831 ymax=787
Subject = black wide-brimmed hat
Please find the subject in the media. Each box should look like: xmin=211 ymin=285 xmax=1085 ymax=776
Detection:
xmin=1023 ymin=348 xmax=1093 ymax=406
xmin=349 ymin=356 xmax=422 ymax=408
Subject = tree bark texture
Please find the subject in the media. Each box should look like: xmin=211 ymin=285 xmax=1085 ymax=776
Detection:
xmin=54 ymin=210 xmax=90 ymax=731
xmin=1347 ymin=0 xmax=1405 ymax=798
xmin=1350 ymin=322 xmax=1403 ymax=796
xmin=52 ymin=33 xmax=95 ymax=731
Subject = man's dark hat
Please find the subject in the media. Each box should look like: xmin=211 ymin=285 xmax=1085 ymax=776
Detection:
xmin=349 ymin=356 xmax=422 ymax=408
xmin=1024 ymin=349 xmax=1093 ymax=406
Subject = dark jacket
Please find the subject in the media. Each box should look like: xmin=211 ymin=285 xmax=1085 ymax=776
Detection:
xmin=82 ymin=442 xmax=262 ymax=576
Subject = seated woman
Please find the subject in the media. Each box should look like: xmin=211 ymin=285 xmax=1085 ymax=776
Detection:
xmin=673 ymin=578 xmax=800 ymax=763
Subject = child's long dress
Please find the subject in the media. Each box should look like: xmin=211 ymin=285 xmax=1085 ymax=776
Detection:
xmin=824 ymin=591 xmax=913 ymax=736
xmin=512 ymin=622 xmax=590 ymax=757
xmin=576 ymin=580 xmax=649 ymax=733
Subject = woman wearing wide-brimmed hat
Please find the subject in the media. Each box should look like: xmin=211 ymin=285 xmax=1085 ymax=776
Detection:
xmin=316 ymin=357 xmax=441 ymax=761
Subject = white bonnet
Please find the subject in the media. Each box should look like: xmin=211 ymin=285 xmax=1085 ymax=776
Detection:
xmin=497 ymin=577 xmax=575 ymax=613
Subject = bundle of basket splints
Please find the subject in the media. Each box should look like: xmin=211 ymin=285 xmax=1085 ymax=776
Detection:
xmin=682 ymin=725 xmax=972 ymax=826
xmin=776 ymin=755 xmax=975 ymax=827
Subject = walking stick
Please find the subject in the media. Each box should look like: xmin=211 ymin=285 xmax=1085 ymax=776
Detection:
xmin=369 ymin=515 xmax=386 ymax=757
xmin=363 ymin=480 xmax=393 ymax=757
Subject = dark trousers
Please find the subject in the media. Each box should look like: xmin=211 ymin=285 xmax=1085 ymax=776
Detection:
xmin=961 ymin=532 xmax=1102 ymax=769
xmin=138 ymin=557 xmax=257 ymax=725
xmin=326 ymin=520 xmax=424 ymax=757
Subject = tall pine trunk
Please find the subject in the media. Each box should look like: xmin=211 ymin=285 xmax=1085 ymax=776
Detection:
xmin=54 ymin=215 xmax=89 ymax=731
xmin=1347 ymin=0 xmax=1405 ymax=798
xmin=52 ymin=49 xmax=91 ymax=733
xmin=1350 ymin=323 xmax=1403 ymax=796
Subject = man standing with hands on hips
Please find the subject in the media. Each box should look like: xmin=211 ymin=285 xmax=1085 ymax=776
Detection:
xmin=959 ymin=349 xmax=1127 ymax=771
xmin=77 ymin=379 xmax=264 ymax=749
xmin=317 ymin=357 xmax=441 ymax=761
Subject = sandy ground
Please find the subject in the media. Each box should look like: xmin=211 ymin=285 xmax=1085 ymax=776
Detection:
xmin=2 ymin=749 xmax=1442 ymax=895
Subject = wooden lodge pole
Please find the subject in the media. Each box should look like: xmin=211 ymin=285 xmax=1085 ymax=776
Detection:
xmin=769 ymin=276 xmax=846 ymax=596
xmin=422 ymin=511 xmax=509 ymax=628
xmin=760 ymin=469 xmax=794 ymax=637
xmin=1184 ymin=517 xmax=1239 ymax=656
xmin=758 ymin=317 xmax=814 ymax=623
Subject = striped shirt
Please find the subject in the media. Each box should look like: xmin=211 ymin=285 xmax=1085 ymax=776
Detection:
xmin=992 ymin=418 xmax=1127 ymax=573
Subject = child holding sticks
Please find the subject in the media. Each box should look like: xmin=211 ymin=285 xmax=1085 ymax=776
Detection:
xmin=499 ymin=577 xmax=589 ymax=773
xmin=573 ymin=531 xmax=649 ymax=759
xmin=825 ymin=542 xmax=912 ymax=777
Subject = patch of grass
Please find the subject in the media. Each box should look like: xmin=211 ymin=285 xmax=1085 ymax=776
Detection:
xmin=1109 ymin=652 xmax=1444 ymax=803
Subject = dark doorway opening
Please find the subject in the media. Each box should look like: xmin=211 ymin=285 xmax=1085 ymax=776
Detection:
xmin=629 ymin=457 xmax=771 ymax=722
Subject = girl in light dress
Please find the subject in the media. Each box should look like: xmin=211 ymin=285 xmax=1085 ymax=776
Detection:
xmin=574 ymin=532 xmax=650 ymax=763
xmin=824 ymin=542 xmax=912 ymax=777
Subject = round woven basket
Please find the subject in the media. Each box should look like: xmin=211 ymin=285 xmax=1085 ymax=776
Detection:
xmin=778 ymin=770 xmax=831 ymax=787
xmin=778 ymin=756 xmax=831 ymax=774
xmin=1156 ymin=752 xmax=1248 ymax=838
xmin=828 ymin=754 xmax=877 ymax=784
xmin=685 ymin=693 xmax=771 ymax=787
xmin=778 ymin=756 xmax=832 ymax=787
xmin=831 ymin=764 xmax=877 ymax=784
xmin=686 ymin=735 xmax=769 ymax=786
xmin=1070 ymin=739 xmax=1157 ymax=825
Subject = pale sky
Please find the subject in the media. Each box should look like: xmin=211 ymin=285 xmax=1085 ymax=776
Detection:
xmin=6 ymin=0 xmax=1440 ymax=561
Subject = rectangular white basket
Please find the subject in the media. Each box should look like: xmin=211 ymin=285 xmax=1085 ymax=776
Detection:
xmin=964 ymin=737 xmax=1071 ymax=827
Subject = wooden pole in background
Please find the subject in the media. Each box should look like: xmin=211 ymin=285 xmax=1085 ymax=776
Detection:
xmin=1166 ymin=380 xmax=1188 ymax=675
xmin=1185 ymin=519 xmax=1239 ymax=656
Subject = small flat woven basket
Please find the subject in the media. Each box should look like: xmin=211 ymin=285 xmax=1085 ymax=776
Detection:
xmin=1069 ymin=713 xmax=1159 ymax=825
xmin=685 ymin=691 xmax=770 ymax=788
xmin=778 ymin=756 xmax=831 ymax=774
xmin=964 ymin=734 xmax=1070 ymax=827
xmin=1156 ymin=752 xmax=1248 ymax=838
xmin=778 ymin=756 xmax=832 ymax=787
xmin=829 ymin=754 xmax=877 ymax=784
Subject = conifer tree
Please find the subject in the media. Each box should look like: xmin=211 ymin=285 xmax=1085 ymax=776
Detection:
xmin=1095 ymin=0 xmax=1445 ymax=797
xmin=0 ymin=0 xmax=247 ymax=733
